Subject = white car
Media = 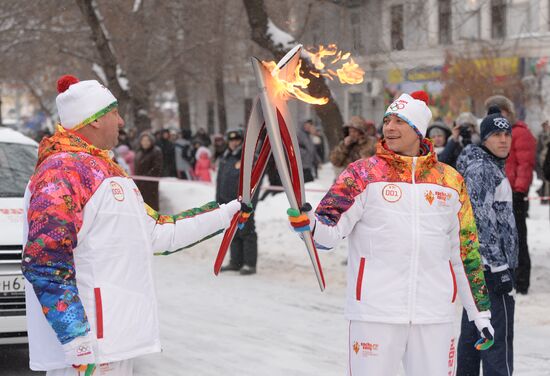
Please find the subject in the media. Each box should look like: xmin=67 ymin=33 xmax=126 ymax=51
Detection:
xmin=0 ymin=127 xmax=38 ymax=345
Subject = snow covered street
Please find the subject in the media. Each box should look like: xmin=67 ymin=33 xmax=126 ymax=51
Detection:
xmin=133 ymin=165 xmax=550 ymax=375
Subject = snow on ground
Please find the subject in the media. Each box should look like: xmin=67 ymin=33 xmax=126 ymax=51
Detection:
xmin=134 ymin=164 xmax=550 ymax=375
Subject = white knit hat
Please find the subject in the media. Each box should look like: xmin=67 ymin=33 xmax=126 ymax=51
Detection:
xmin=384 ymin=91 xmax=432 ymax=138
xmin=56 ymin=75 xmax=118 ymax=130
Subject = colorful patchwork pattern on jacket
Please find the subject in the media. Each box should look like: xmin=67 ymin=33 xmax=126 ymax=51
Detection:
xmin=457 ymin=144 xmax=518 ymax=269
xmin=316 ymin=139 xmax=490 ymax=312
xmin=22 ymin=127 xmax=126 ymax=345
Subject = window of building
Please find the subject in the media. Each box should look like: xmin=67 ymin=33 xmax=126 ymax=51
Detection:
xmin=491 ymin=0 xmax=506 ymax=39
xmin=350 ymin=11 xmax=364 ymax=52
xmin=349 ymin=92 xmax=363 ymax=117
xmin=460 ymin=9 xmax=480 ymax=40
xmin=507 ymin=2 xmax=530 ymax=37
xmin=438 ymin=0 xmax=452 ymax=44
xmin=391 ymin=5 xmax=404 ymax=50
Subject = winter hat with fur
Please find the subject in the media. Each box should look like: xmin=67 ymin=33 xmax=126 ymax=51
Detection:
xmin=56 ymin=75 xmax=118 ymax=131
xmin=480 ymin=106 xmax=512 ymax=142
xmin=344 ymin=116 xmax=371 ymax=134
xmin=484 ymin=95 xmax=515 ymax=123
xmin=384 ymin=91 xmax=432 ymax=138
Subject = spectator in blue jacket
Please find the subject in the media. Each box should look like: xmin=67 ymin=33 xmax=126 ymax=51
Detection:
xmin=456 ymin=106 xmax=518 ymax=376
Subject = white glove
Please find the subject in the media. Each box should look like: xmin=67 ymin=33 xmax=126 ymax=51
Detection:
xmin=62 ymin=333 xmax=96 ymax=366
xmin=474 ymin=316 xmax=495 ymax=339
xmin=219 ymin=199 xmax=242 ymax=223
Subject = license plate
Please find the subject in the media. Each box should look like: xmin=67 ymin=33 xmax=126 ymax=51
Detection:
xmin=0 ymin=275 xmax=25 ymax=293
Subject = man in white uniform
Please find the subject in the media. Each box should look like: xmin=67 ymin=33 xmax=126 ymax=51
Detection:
xmin=289 ymin=91 xmax=494 ymax=375
xmin=22 ymin=75 xmax=244 ymax=375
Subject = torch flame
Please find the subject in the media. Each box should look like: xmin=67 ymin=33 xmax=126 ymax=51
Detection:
xmin=336 ymin=58 xmax=365 ymax=84
xmin=263 ymin=60 xmax=329 ymax=105
xmin=307 ymin=44 xmax=338 ymax=70
xmin=262 ymin=44 xmax=365 ymax=105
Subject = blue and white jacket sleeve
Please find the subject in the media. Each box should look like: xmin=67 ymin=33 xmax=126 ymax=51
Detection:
xmin=461 ymin=161 xmax=508 ymax=270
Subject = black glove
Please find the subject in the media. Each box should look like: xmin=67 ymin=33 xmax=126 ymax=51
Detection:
xmin=492 ymin=269 xmax=514 ymax=295
xmin=512 ymin=191 xmax=526 ymax=203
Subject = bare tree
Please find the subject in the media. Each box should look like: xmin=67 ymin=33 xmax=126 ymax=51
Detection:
xmin=75 ymin=0 xmax=151 ymax=131
xmin=441 ymin=47 xmax=523 ymax=116
xmin=242 ymin=0 xmax=344 ymax=149
xmin=214 ymin=2 xmax=229 ymax=134
xmin=0 ymin=0 xmax=94 ymax=127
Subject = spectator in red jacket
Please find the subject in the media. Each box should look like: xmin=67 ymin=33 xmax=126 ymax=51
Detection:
xmin=485 ymin=95 xmax=536 ymax=294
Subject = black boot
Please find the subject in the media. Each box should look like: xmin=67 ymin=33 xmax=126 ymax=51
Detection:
xmin=220 ymin=263 xmax=241 ymax=272
xmin=239 ymin=265 xmax=256 ymax=275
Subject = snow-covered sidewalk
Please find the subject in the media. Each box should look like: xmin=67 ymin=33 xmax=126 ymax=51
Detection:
xmin=134 ymin=165 xmax=550 ymax=375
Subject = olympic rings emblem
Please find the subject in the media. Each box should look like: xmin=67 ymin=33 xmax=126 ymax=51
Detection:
xmin=389 ymin=102 xmax=405 ymax=111
xmin=493 ymin=118 xmax=510 ymax=129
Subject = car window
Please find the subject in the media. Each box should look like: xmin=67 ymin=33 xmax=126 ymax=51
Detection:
xmin=0 ymin=142 xmax=37 ymax=198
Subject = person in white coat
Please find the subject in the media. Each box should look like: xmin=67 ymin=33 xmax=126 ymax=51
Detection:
xmin=22 ymin=75 xmax=245 ymax=376
xmin=289 ymin=91 xmax=494 ymax=376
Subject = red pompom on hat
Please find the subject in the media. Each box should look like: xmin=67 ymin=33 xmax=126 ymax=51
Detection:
xmin=57 ymin=75 xmax=80 ymax=93
xmin=410 ymin=90 xmax=429 ymax=105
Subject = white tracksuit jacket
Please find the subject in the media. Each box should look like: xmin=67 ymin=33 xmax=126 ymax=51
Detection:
xmin=22 ymin=131 xmax=238 ymax=371
xmin=312 ymin=141 xmax=491 ymax=324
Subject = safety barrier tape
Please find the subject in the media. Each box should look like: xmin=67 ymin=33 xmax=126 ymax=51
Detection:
xmin=130 ymin=175 xmax=550 ymax=198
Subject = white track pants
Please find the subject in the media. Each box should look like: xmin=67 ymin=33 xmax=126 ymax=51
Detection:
xmin=348 ymin=321 xmax=456 ymax=376
xmin=45 ymin=360 xmax=134 ymax=376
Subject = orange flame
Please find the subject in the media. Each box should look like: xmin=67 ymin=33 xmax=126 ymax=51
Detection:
xmin=336 ymin=58 xmax=365 ymax=84
xmin=262 ymin=44 xmax=364 ymax=105
xmin=307 ymin=44 xmax=364 ymax=84
xmin=307 ymin=44 xmax=338 ymax=70
xmin=263 ymin=60 xmax=329 ymax=105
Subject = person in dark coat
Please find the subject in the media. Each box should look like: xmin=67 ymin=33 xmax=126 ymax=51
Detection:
xmin=329 ymin=116 xmax=377 ymax=177
xmin=158 ymin=129 xmax=177 ymax=177
xmin=485 ymin=95 xmax=536 ymax=295
xmin=298 ymin=120 xmax=321 ymax=183
xmin=217 ymin=129 xmax=258 ymax=275
xmin=193 ymin=127 xmax=212 ymax=148
xmin=117 ymin=128 xmax=132 ymax=149
xmin=174 ymin=129 xmax=194 ymax=180
xmin=456 ymin=107 xmax=518 ymax=376
xmin=259 ymin=156 xmax=283 ymax=200
xmin=544 ymin=140 xmax=550 ymax=183
xmin=212 ymin=134 xmax=227 ymax=161
xmin=544 ymin=139 xmax=550 ymax=221
xmin=134 ymin=132 xmax=163 ymax=210
xmin=426 ymin=121 xmax=451 ymax=157
xmin=439 ymin=112 xmax=480 ymax=168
